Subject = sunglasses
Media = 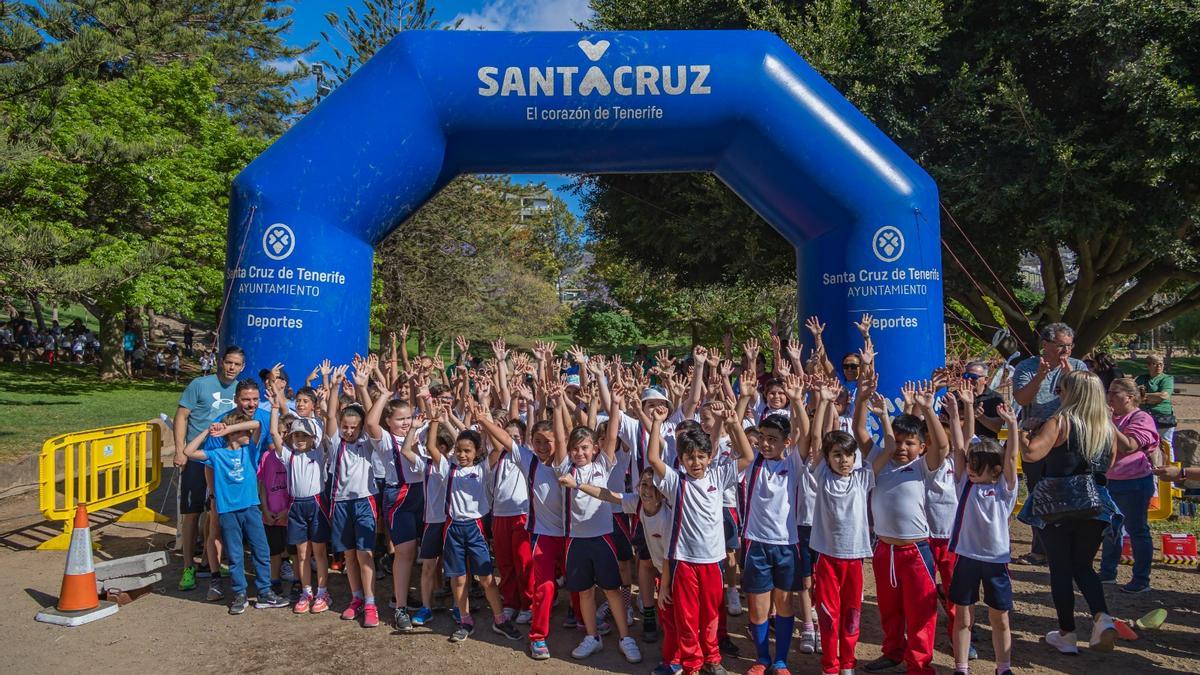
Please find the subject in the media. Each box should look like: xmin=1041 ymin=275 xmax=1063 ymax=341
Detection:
xmin=842 ymin=363 xmax=860 ymax=369
xmin=962 ymin=372 xmax=982 ymax=381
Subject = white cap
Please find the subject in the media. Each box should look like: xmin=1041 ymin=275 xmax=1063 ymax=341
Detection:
xmin=287 ymin=419 xmax=316 ymax=437
xmin=640 ymin=386 xmax=669 ymax=404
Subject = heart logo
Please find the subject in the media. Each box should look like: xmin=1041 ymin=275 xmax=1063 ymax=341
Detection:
xmin=578 ymin=39 xmax=610 ymax=62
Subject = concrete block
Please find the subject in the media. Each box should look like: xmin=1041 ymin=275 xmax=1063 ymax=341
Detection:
xmin=96 ymin=572 xmax=161 ymax=593
xmin=93 ymin=551 xmax=168 ymax=580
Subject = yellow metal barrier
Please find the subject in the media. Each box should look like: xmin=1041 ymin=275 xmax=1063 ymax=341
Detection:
xmin=38 ymin=421 xmax=168 ymax=550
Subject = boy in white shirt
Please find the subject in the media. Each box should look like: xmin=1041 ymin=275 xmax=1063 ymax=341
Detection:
xmin=855 ymin=375 xmax=948 ymax=675
xmin=810 ymin=380 xmax=875 ymax=675
xmin=649 ymin=393 xmax=753 ymax=675
xmin=945 ymin=395 xmax=1020 ymax=675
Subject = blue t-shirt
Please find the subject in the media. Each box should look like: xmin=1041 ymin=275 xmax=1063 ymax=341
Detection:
xmin=179 ymin=375 xmax=239 ymax=443
xmin=201 ymin=437 xmax=260 ymax=514
xmin=219 ymin=406 xmax=273 ymax=466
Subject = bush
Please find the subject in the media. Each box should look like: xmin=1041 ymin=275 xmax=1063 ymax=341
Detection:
xmin=568 ymin=301 xmax=641 ymax=349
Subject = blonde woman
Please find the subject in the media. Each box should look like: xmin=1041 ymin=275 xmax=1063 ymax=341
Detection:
xmin=1099 ymin=378 xmax=1159 ymax=593
xmin=1018 ymin=371 xmax=1120 ymax=655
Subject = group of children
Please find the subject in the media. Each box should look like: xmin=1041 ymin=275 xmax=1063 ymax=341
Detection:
xmin=182 ymin=318 xmax=1025 ymax=675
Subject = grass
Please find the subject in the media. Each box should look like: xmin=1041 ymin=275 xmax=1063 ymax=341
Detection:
xmin=0 ymin=362 xmax=182 ymax=463
xmin=1118 ymin=356 xmax=1200 ymax=376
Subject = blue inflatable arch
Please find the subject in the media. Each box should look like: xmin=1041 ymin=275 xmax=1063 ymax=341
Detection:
xmin=224 ymin=30 xmax=944 ymax=390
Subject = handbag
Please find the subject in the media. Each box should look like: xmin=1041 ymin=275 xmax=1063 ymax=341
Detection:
xmin=1029 ymin=473 xmax=1102 ymax=523
xmin=1149 ymin=409 xmax=1177 ymax=429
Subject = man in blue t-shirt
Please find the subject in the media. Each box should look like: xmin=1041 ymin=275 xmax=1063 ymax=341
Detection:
xmin=180 ymin=413 xmax=288 ymax=614
xmin=172 ymin=346 xmax=246 ymax=592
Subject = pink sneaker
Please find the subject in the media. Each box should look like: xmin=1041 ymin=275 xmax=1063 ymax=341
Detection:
xmin=340 ymin=597 xmax=364 ymax=620
xmin=310 ymin=594 xmax=330 ymax=614
xmin=363 ymin=603 xmax=379 ymax=628
xmin=293 ymin=593 xmax=311 ymax=614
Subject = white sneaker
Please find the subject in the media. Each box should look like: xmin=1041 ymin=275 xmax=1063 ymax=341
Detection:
xmin=839 ymin=670 xmax=855 ymax=675
xmin=725 ymin=587 xmax=743 ymax=615
xmin=595 ymin=600 xmax=611 ymax=626
xmin=1045 ymin=630 xmax=1079 ymax=654
xmin=1089 ymin=614 xmax=1117 ymax=652
xmin=626 ymin=604 xmax=636 ymax=627
xmin=516 ymin=609 xmax=532 ymax=624
xmin=572 ymin=634 xmax=603 ymax=659
xmin=799 ymin=629 xmax=818 ymax=654
xmin=619 ymin=636 xmax=643 ymax=663
xmin=280 ymin=559 xmax=296 ymax=582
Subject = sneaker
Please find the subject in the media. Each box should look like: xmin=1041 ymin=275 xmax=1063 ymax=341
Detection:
xmin=206 ymin=580 xmax=224 ymax=602
xmin=968 ymin=643 xmax=978 ymax=660
xmin=745 ymin=666 xmax=768 ymax=675
xmin=363 ymin=603 xmax=379 ymax=628
xmin=1045 ymin=630 xmax=1079 ymax=655
xmin=701 ymin=663 xmax=729 ymax=675
xmin=596 ymin=600 xmax=612 ymax=626
xmin=1121 ymin=581 xmax=1151 ymax=594
xmin=500 ymin=607 xmax=516 ymax=623
xmin=619 ymin=636 xmax=643 ymax=663
xmin=652 ymin=664 xmax=684 ymax=675
xmin=840 ymin=670 xmax=856 ymax=675
xmin=289 ymin=583 xmax=302 ymax=604
xmin=718 ymin=635 xmax=740 ymax=656
xmin=572 ymin=634 xmax=603 ymax=659
xmin=863 ymin=656 xmax=905 ymax=672
xmin=228 ymin=592 xmax=248 ymax=615
xmin=294 ymin=592 xmax=312 ymax=614
xmin=256 ymin=590 xmax=290 ymax=609
xmin=772 ymin=665 xmax=791 ymax=675
xmin=1089 ymin=614 xmax=1117 ymax=652
xmin=411 ymin=606 xmax=434 ymax=627
xmin=596 ymin=618 xmax=613 ymax=636
xmin=516 ymin=609 xmax=532 ymax=625
xmin=450 ymin=620 xmax=475 ymax=643
xmin=1100 ymin=576 xmax=1118 ymax=585
xmin=493 ymin=618 xmax=522 ymax=640
xmin=643 ymin=624 xmax=660 ymax=643
xmin=341 ymin=597 xmax=364 ymax=620
xmin=394 ymin=607 xmax=413 ymax=631
xmin=725 ymin=587 xmax=743 ymax=615
xmin=799 ymin=629 xmax=818 ymax=654
xmin=563 ymin=613 xmax=579 ymax=629
xmin=179 ymin=566 xmax=197 ymax=591
xmin=281 ymin=559 xmax=297 ymax=582
xmin=311 ymin=594 xmax=330 ymax=614
xmin=529 ymin=639 xmax=550 ymax=660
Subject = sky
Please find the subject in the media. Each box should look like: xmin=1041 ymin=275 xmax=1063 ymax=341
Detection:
xmin=280 ymin=0 xmax=596 ymax=217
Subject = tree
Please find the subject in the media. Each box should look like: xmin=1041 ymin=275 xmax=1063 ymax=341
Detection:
xmin=568 ymin=300 xmax=642 ymax=350
xmin=0 ymin=63 xmax=264 ymax=377
xmin=586 ymin=0 xmax=1200 ymax=356
xmin=320 ymin=0 xmax=459 ymax=84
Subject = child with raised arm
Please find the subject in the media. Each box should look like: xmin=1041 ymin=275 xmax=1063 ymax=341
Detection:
xmin=809 ymin=378 xmax=873 ymax=675
xmin=181 ymin=415 xmax=289 ymax=614
xmin=857 ymin=374 xmax=948 ymax=675
xmin=268 ymin=380 xmax=330 ymax=613
xmin=945 ymin=395 xmax=1020 ymax=675
xmin=784 ymin=374 xmax=821 ymax=655
xmin=477 ymin=382 xmax=570 ymax=660
xmin=364 ymin=381 xmax=426 ymax=631
xmin=649 ymin=387 xmax=754 ymax=675
xmin=559 ymin=387 xmax=643 ymax=663
xmin=422 ymin=400 xmax=522 ymax=643
xmin=324 ymin=365 xmax=382 ymax=627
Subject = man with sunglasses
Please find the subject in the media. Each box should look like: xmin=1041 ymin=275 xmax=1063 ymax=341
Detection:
xmin=963 ymin=362 xmax=1004 ymax=439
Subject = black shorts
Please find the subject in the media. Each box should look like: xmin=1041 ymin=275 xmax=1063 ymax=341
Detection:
xmin=611 ymin=513 xmax=634 ymax=562
xmin=948 ymin=555 xmax=1012 ymax=611
xmin=180 ymin=461 xmax=208 ymax=514
xmin=265 ymin=525 xmax=287 ymax=556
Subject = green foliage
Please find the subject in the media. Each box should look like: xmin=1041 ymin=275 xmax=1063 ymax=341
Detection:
xmin=568 ymin=301 xmax=642 ymax=349
xmin=321 ymin=0 xmax=459 ymax=84
xmin=1174 ymin=309 xmax=1200 ymax=350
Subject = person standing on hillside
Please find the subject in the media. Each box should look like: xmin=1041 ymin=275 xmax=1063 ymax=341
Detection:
xmin=172 ymin=346 xmax=247 ymax=593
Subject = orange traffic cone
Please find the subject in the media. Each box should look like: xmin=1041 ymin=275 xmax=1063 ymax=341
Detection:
xmin=35 ymin=504 xmax=118 ymax=626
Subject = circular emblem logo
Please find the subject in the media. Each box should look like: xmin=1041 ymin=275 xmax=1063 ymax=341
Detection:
xmin=263 ymin=223 xmax=295 ymax=261
xmin=872 ymin=225 xmax=905 ymax=263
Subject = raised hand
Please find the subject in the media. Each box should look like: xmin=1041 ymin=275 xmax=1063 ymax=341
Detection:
xmin=913 ymin=380 xmax=936 ymax=409
xmin=783 ymin=373 xmax=806 ymax=401
xmin=567 ymin=344 xmax=588 ymax=365
xmin=901 ymin=381 xmax=916 ymax=407
xmin=718 ymin=359 xmax=734 ymax=378
xmin=817 ymin=379 xmax=840 ymax=403
xmin=352 ymin=364 xmax=370 ymax=389
xmin=209 ymin=422 xmax=229 ymax=437
xmin=331 ymin=364 xmax=349 ymax=384
xmin=692 ymin=344 xmax=709 ymax=366
xmin=865 ymin=392 xmax=888 ymax=416
xmin=957 ymin=385 xmax=975 ymax=405
xmin=859 ymin=343 xmax=877 ymax=368
xmin=649 ymin=403 xmax=670 ymax=423
xmin=655 ymin=348 xmax=675 ymax=373
xmin=398 ymin=324 xmax=409 ymax=343
xmin=455 ymin=335 xmax=469 ymax=356
xmin=854 ymin=313 xmax=874 ymax=340
xmin=996 ymin=403 xmax=1017 ymax=427
xmin=944 ymin=391 xmax=960 ymax=421
xmin=490 ymin=338 xmax=508 ymax=362
xmin=742 ymin=337 xmax=760 ymax=362
xmin=805 ymin=316 xmax=825 ymax=337
xmin=786 ymin=337 xmax=803 ymax=363
xmin=319 ymin=358 xmax=332 ymax=378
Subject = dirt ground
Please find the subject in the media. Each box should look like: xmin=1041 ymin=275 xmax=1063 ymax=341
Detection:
xmin=1 ymin=476 xmax=1198 ymax=675
xmin=2 ymin=387 xmax=1198 ymax=674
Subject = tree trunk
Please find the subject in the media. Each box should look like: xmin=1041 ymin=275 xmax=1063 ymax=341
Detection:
xmin=96 ymin=307 xmax=129 ymax=380
xmin=417 ymin=328 xmax=427 ymax=356
xmin=27 ymin=292 xmax=46 ymax=332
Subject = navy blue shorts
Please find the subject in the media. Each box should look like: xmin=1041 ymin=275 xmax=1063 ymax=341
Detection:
xmin=741 ymin=540 xmax=804 ymax=594
xmin=330 ymin=496 xmax=378 ymax=553
xmin=382 ymin=483 xmax=424 ymax=545
xmin=795 ymin=525 xmax=817 ymax=580
xmin=723 ymin=506 xmax=741 ymax=552
xmin=632 ymin=520 xmax=651 ymax=561
xmin=949 ymin=555 xmax=1012 ymax=611
xmin=287 ymin=496 xmax=331 ymax=545
xmin=565 ymin=535 xmax=623 ymax=592
xmin=419 ymin=520 xmax=446 ymax=561
xmin=441 ymin=519 xmax=494 ymax=578
xmin=611 ymin=513 xmax=634 ymax=562
xmin=180 ymin=461 xmax=208 ymax=514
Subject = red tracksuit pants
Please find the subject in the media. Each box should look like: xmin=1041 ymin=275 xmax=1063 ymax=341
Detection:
xmin=660 ymin=593 xmax=679 ymax=666
xmin=671 ymin=560 xmax=723 ymax=672
xmin=492 ymin=514 xmax=533 ymax=612
xmin=814 ymin=555 xmax=863 ymax=674
xmin=527 ymin=533 xmax=566 ymax=643
xmin=928 ymin=537 xmax=957 ymax=641
xmin=873 ymin=541 xmax=938 ymax=675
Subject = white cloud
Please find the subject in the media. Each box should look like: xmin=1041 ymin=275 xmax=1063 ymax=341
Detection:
xmin=454 ymin=0 xmax=594 ymax=31
xmin=266 ymin=57 xmax=305 ymax=74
